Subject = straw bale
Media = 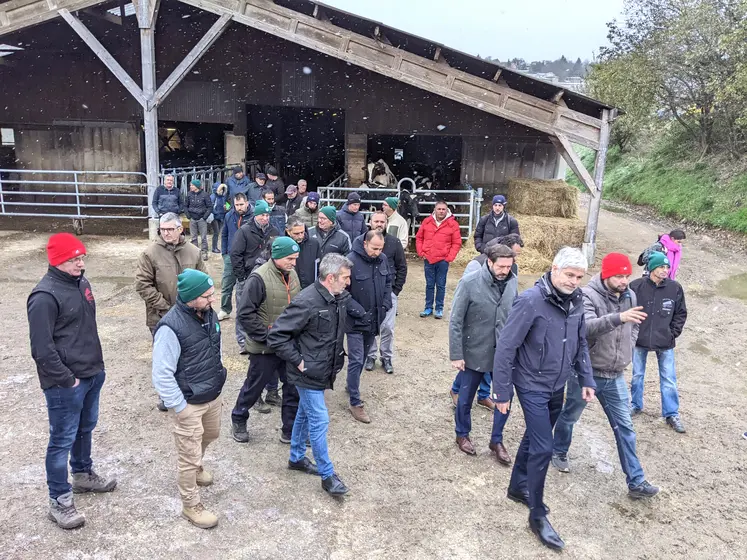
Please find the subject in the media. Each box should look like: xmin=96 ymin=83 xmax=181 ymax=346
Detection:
xmin=507 ymin=178 xmax=578 ymax=218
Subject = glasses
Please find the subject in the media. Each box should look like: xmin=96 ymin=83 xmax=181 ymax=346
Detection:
xmin=197 ymin=292 xmax=216 ymax=301
xmin=160 ymin=226 xmax=181 ymax=233
xmin=66 ymin=255 xmax=86 ymax=264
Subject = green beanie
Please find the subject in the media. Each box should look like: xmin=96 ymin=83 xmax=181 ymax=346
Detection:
xmin=190 ymin=179 xmax=202 ymax=188
xmin=647 ymin=252 xmax=670 ymax=272
xmin=272 ymin=236 xmax=300 ymax=259
xmin=320 ymin=205 xmax=337 ymax=223
xmin=177 ymin=268 xmax=214 ymax=303
xmin=384 ymin=196 xmax=399 ymax=211
xmin=254 ymin=200 xmax=271 ymax=216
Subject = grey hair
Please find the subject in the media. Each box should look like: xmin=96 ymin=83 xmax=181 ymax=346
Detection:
xmin=285 ymin=215 xmax=304 ymax=230
xmin=318 ymin=253 xmax=353 ymax=280
xmin=159 ymin=212 xmax=181 ymax=227
xmin=552 ymin=247 xmax=588 ymax=271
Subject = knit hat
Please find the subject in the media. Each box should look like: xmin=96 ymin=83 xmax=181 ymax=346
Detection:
xmin=254 ymin=200 xmax=271 ymax=216
xmin=384 ymin=196 xmax=399 ymax=210
xmin=190 ymin=179 xmax=202 ymax=188
xmin=177 ymin=268 xmax=214 ymax=303
xmin=266 ymin=165 xmax=278 ymax=176
xmin=255 ymin=172 xmax=267 ymax=180
xmin=492 ymin=194 xmax=507 ymax=205
xmin=272 ymin=237 xmax=300 ymax=259
xmin=347 ymin=192 xmax=361 ymax=203
xmin=285 ymin=184 xmax=298 ymax=195
xmin=647 ymin=252 xmax=670 ymax=272
xmin=47 ymin=233 xmax=86 ymax=266
xmin=601 ymin=252 xmax=632 ymax=280
xmin=320 ymin=205 xmax=337 ymax=223
xmin=307 ymin=192 xmax=320 ymax=203
xmin=233 ymin=166 xmax=243 ymax=174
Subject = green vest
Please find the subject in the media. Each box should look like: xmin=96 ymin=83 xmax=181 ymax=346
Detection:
xmin=243 ymin=261 xmax=301 ymax=354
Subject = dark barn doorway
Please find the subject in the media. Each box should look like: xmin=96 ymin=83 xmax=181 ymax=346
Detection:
xmin=157 ymin=122 xmax=230 ymax=169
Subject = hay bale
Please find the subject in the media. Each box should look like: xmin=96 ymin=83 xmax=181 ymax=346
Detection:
xmin=508 ymin=178 xmax=578 ymax=218
xmin=453 ymin=233 xmax=479 ymax=267
xmin=516 ymin=213 xmax=585 ymax=259
xmin=516 ymin=247 xmax=552 ymax=274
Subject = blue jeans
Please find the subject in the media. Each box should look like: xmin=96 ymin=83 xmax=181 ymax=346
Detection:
xmin=553 ymin=374 xmax=645 ymax=489
xmin=290 ymin=387 xmax=334 ymax=479
xmin=346 ymin=332 xmax=375 ymax=407
xmin=631 ymin=347 xmax=679 ymax=417
xmin=452 ymin=370 xmax=491 ymax=401
xmin=455 ymin=368 xmax=511 ymax=444
xmin=423 ymin=259 xmax=449 ymax=312
xmin=43 ymin=371 xmax=106 ymax=499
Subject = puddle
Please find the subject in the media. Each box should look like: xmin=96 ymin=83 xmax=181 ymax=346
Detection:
xmin=716 ymin=273 xmax=747 ymax=301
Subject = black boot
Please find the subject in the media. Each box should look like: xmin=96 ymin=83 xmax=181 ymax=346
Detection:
xmin=232 ymin=421 xmax=249 ymax=443
xmin=288 ymin=457 xmax=319 ymax=475
xmin=322 ymin=474 xmax=349 ymax=496
xmin=264 ymin=389 xmax=281 ymax=406
xmin=506 ymin=487 xmax=550 ymax=514
xmin=528 ymin=515 xmax=564 ymax=550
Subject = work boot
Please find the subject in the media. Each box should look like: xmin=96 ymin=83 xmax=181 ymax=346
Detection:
xmin=322 ymin=474 xmax=349 ymax=496
xmin=434 ymin=309 xmax=444 ymax=319
xmin=182 ymin=503 xmax=218 ymax=529
xmin=551 ymin=452 xmax=571 ymax=473
xmin=382 ymin=358 xmax=394 ymax=374
xmin=253 ymin=396 xmax=271 ymax=414
xmin=157 ymin=398 xmax=168 ymax=412
xmin=232 ymin=421 xmax=249 ymax=443
xmin=666 ymin=415 xmax=686 ymax=433
xmin=48 ymin=492 xmax=85 ymax=530
xmin=217 ymin=310 xmax=230 ymax=321
xmin=364 ymin=356 xmax=375 ymax=371
xmin=196 ymin=467 xmax=213 ymax=487
xmin=419 ymin=308 xmax=433 ymax=318
xmin=264 ymin=389 xmax=281 ymax=407
xmin=72 ymin=470 xmax=117 ymax=494
xmin=288 ymin=457 xmax=319 ymax=475
xmin=628 ymin=480 xmax=660 ymax=500
xmin=349 ymin=404 xmax=371 ymax=424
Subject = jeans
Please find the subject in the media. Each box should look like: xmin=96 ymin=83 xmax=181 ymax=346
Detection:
xmin=424 ymin=259 xmax=449 ymax=312
xmin=190 ymin=218 xmax=208 ymax=252
xmin=221 ymin=254 xmax=237 ymax=314
xmin=232 ymin=353 xmax=284 ymax=422
xmin=631 ymin=347 xmax=679 ymax=417
xmin=455 ymin=368 xmax=511 ymax=444
xmin=44 ymin=371 xmax=106 ymax=499
xmin=290 ymin=387 xmax=334 ymax=479
xmin=234 ymin=279 xmax=247 ymax=346
xmin=211 ymin=219 xmax=223 ymax=252
xmin=509 ymin=387 xmax=564 ymax=519
xmin=346 ymin=332 xmax=376 ymax=407
xmin=368 ymin=293 xmax=398 ymax=361
xmin=553 ymin=374 xmax=645 ymax=488
xmin=452 ymin=370 xmax=491 ymax=401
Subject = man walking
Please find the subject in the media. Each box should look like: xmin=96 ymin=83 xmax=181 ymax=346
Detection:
xmin=493 ymin=247 xmax=596 ymax=551
xmin=310 ymin=206 xmax=351 ymax=257
xmin=231 ymin=238 xmax=302 ymax=445
xmin=268 ymin=253 xmax=352 ymax=497
xmin=227 ymin=166 xmax=250 ymax=201
xmin=450 ymin=244 xmax=517 ymax=464
xmin=151 ymin=174 xmax=182 ymax=218
xmin=338 ymin=192 xmax=367 ymax=241
xmin=185 ymin=179 xmax=212 ymax=260
xmin=246 ymin=172 xmax=266 ymax=204
xmin=28 ymin=233 xmax=117 ymax=530
xmin=345 ymin=230 xmax=392 ymax=423
xmin=630 ymin=252 xmax=688 ymax=433
xmin=551 ymin=253 xmax=660 ymax=500
xmin=364 ymin=210 xmax=407 ymax=374
xmin=152 ymin=269 xmax=227 ymax=529
xmin=295 ymin=191 xmax=320 ymax=228
xmin=285 ymin=184 xmax=302 ymax=216
xmin=382 ymin=196 xmax=409 ymax=249
xmin=415 ymin=200 xmax=462 ymax=319
xmin=218 ymin=193 xmax=249 ymax=321
xmin=285 ymin=215 xmax=322 ymax=289
xmin=473 ymin=195 xmax=520 ymax=253
xmin=261 ymin=189 xmax=287 ymax=233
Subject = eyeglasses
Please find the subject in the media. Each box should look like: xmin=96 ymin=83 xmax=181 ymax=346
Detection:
xmin=160 ymin=226 xmax=181 ymax=233
xmin=66 ymin=255 xmax=86 ymax=264
xmin=197 ymin=292 xmax=216 ymax=301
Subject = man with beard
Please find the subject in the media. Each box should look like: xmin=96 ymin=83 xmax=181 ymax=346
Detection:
xmin=295 ymin=191 xmax=320 ymax=228
xmin=474 ymin=195 xmax=520 ymax=253
xmin=218 ymin=193 xmax=250 ymax=321
xmin=285 ymin=215 xmax=322 ymax=290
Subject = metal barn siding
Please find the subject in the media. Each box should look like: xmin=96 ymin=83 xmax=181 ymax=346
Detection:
xmin=159 ymin=81 xmax=237 ymax=124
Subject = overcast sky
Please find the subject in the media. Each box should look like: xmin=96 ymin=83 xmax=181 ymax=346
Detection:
xmin=322 ymin=0 xmax=625 ymax=61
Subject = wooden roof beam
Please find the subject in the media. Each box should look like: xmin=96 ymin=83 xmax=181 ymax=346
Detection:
xmin=552 ymin=90 xmax=564 ymax=103
xmin=0 ymin=0 xmax=107 ymax=37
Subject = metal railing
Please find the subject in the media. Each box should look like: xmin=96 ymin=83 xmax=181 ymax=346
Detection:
xmin=159 ymin=164 xmax=240 ymax=202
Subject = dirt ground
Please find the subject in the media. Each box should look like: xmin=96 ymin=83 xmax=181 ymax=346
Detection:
xmin=1 ymin=204 xmax=747 ymax=560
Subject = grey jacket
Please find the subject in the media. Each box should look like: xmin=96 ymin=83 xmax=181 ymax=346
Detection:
xmin=582 ymin=274 xmax=639 ymax=378
xmin=449 ymin=262 xmax=518 ymax=372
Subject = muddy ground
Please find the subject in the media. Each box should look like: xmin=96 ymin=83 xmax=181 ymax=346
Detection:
xmin=1 ymin=205 xmax=746 ymax=560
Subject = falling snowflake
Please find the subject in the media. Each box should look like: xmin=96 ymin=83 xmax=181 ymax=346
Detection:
xmin=302 ymin=66 xmax=312 ymax=75
xmin=437 ymin=125 xmax=446 ymax=131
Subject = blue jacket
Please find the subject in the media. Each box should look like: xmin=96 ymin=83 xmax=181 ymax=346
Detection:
xmin=152 ymin=184 xmax=182 ymax=216
xmin=345 ymin=236 xmax=392 ymax=335
xmin=337 ymin=203 xmax=367 ymax=241
xmin=211 ymin=183 xmax=228 ymax=221
xmin=227 ymin=175 xmax=250 ymax=201
xmin=492 ymin=272 xmax=595 ymax=401
xmin=221 ymin=208 xmax=248 ymax=255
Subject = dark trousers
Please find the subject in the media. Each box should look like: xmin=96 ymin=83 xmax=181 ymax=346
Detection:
xmin=211 ymin=219 xmax=223 ymax=252
xmin=346 ymin=332 xmax=376 ymax=406
xmin=455 ymin=368 xmax=511 ymax=444
xmin=44 ymin=371 xmax=106 ymax=499
xmin=508 ymin=387 xmax=565 ymax=519
xmin=279 ymin=367 xmax=300 ymax=439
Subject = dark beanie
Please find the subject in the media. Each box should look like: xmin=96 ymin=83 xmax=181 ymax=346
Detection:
xmin=271 ymin=237 xmax=300 ymax=259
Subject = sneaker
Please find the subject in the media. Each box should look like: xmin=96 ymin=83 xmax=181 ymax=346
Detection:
xmin=196 ymin=467 xmax=213 ymax=487
xmin=182 ymin=502 xmax=218 ymax=529
xmin=628 ymin=480 xmax=660 ymax=500
xmin=434 ymin=309 xmax=444 ymax=319
xmin=217 ymin=310 xmax=230 ymax=321
xmin=666 ymin=415 xmax=686 ymax=433
xmin=322 ymin=473 xmax=349 ymax=496
xmin=381 ymin=358 xmax=394 ymax=374
xmin=232 ymin=421 xmax=249 ymax=443
xmin=419 ymin=308 xmax=433 ymax=318
xmin=288 ymin=457 xmax=319 ymax=475
xmin=48 ymin=492 xmax=85 ymax=529
xmin=279 ymin=432 xmax=292 ymax=444
xmin=364 ymin=357 xmax=375 ymax=371
xmin=253 ymin=396 xmax=271 ymax=414
xmin=157 ymin=398 xmax=168 ymax=412
xmin=349 ymin=404 xmax=371 ymax=424
xmin=264 ymin=389 xmax=281 ymax=406
xmin=72 ymin=470 xmax=117 ymax=494
xmin=551 ymin=453 xmax=570 ymax=473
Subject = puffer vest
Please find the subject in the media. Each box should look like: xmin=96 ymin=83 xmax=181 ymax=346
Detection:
xmin=156 ymin=300 xmax=226 ymax=404
xmin=243 ymin=261 xmax=301 ymax=354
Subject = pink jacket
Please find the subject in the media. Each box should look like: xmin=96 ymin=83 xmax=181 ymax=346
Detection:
xmin=659 ymin=234 xmax=682 ymax=280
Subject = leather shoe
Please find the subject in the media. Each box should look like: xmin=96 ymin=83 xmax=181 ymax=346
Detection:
xmin=477 ymin=397 xmax=495 ymax=410
xmin=506 ymin=487 xmax=550 ymax=514
xmin=456 ymin=436 xmax=476 ymax=455
xmin=529 ymin=515 xmax=565 ymax=550
xmin=322 ymin=474 xmax=349 ymax=496
xmin=488 ymin=442 xmax=512 ymax=465
xmin=350 ymin=404 xmax=371 ymax=424
xmin=288 ymin=457 xmax=319 ymax=475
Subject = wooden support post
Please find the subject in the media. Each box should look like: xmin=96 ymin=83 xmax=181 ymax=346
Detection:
xmin=141 ymin=25 xmax=159 ymax=231
xmin=583 ymin=108 xmax=615 ymax=265
xmin=550 ymin=133 xmax=598 ymax=196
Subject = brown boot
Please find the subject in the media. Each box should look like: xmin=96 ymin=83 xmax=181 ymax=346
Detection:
xmin=477 ymin=397 xmax=496 ymax=410
xmin=456 ymin=436 xmax=476 ymax=455
xmin=196 ymin=467 xmax=213 ymax=487
xmin=489 ymin=442 xmax=512 ymax=465
xmin=349 ymin=404 xmax=371 ymax=424
xmin=182 ymin=503 xmax=218 ymax=529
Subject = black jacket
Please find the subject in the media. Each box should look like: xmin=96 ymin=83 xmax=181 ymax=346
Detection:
xmin=292 ymin=227 xmax=322 ymax=289
xmin=285 ymin=196 xmax=302 ymax=217
xmin=267 ymin=281 xmax=348 ymax=390
xmin=474 ymin=211 xmax=520 ymax=253
xmin=152 ymin=185 xmax=183 ymax=216
xmin=346 ymin=236 xmax=393 ymax=334
xmin=356 ymin=231 xmax=407 ymax=296
xmin=27 ymin=267 xmax=105 ymax=389
xmin=230 ymin=218 xmax=280 ymax=281
xmin=337 ymin=203 xmax=367 ymax=241
xmin=630 ymin=276 xmax=687 ymax=350
xmin=310 ymin=223 xmax=351 ymax=257
xmin=266 ymin=177 xmax=287 ymax=204
xmin=185 ymin=189 xmax=212 ymax=220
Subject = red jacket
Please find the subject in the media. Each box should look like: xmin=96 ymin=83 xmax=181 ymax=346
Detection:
xmin=416 ymin=214 xmax=462 ymax=263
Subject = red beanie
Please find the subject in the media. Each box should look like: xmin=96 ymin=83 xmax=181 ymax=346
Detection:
xmin=600 ymin=252 xmax=632 ymax=280
xmin=47 ymin=233 xmax=87 ymax=266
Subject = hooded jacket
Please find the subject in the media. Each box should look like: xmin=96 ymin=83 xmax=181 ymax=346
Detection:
xmin=211 ymin=183 xmax=228 ymax=221
xmin=294 ymin=203 xmax=319 ymax=228
xmin=415 ymin=210 xmax=462 ymax=264
xmin=630 ymin=276 xmax=687 ymax=351
xmin=492 ymin=272 xmax=596 ymax=401
xmin=345 ymin=236 xmax=393 ymax=334
xmin=309 ymin=222 xmax=351 ymax=257
xmin=474 ymin=211 xmax=520 ymax=253
xmin=291 ymin=227 xmax=322 ymax=289
xmin=338 ymin=203 xmax=367 ymax=241
xmin=658 ymin=234 xmax=682 ymax=280
xmin=581 ymin=274 xmax=639 ymax=378
xmin=152 ymin=184 xmax=183 ymax=216
xmin=230 ymin=218 xmax=280 ymax=282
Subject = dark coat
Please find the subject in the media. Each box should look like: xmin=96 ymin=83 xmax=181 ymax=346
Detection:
xmin=267 ymin=281 xmax=348 ymax=391
xmin=221 ymin=208 xmax=249 ymax=256
xmin=345 ymin=236 xmax=393 ymax=335
xmin=293 ymin=227 xmax=322 ymax=289
xmin=227 ymin=175 xmax=250 ymax=201
xmin=230 ymin=218 xmax=280 ymax=281
xmin=268 ymin=205 xmax=286 ymax=234
xmin=338 ymin=203 xmax=367 ymax=241
xmin=285 ymin=195 xmax=302 ymax=217
xmin=152 ymin=184 xmax=182 ymax=216
xmin=27 ymin=267 xmax=105 ymax=389
xmin=492 ymin=272 xmax=596 ymax=401
xmin=630 ymin=276 xmax=687 ymax=351
xmin=211 ymin=183 xmax=228 ymax=221
xmin=309 ymin=223 xmax=351 ymax=257
xmin=356 ymin=230 xmax=408 ymax=296
xmin=265 ymin=177 xmax=286 ymax=204
xmin=185 ymin=189 xmax=212 ymax=220
xmin=474 ymin=211 xmax=520 ymax=253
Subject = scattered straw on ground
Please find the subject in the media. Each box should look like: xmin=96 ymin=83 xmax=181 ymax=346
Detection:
xmin=508 ymin=178 xmax=578 ymax=218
